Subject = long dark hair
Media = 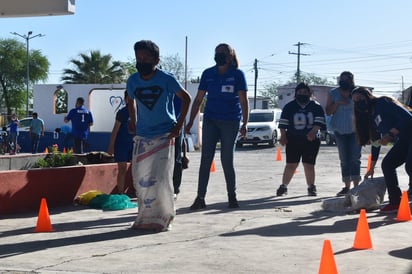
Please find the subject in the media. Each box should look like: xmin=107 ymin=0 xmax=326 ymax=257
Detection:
xmin=352 ymin=86 xmax=412 ymax=145
xmin=215 ymin=43 xmax=239 ymax=68
xmin=352 ymin=87 xmax=379 ymax=145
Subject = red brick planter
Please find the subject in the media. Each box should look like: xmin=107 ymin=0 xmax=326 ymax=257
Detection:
xmin=0 ymin=163 xmax=134 ymax=215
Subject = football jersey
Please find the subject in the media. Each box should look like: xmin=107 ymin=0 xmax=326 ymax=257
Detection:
xmin=278 ymin=100 xmax=326 ymax=140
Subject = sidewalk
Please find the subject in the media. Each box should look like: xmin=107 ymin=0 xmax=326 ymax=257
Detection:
xmin=0 ymin=145 xmax=411 ymax=274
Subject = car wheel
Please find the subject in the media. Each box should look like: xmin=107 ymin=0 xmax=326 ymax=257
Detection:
xmin=325 ymin=133 xmax=333 ymax=146
xmin=268 ymin=131 xmax=277 ymax=147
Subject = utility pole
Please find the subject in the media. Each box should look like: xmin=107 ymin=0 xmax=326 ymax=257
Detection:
xmin=253 ymin=58 xmax=258 ymax=109
xmin=288 ymin=42 xmax=310 ymax=83
xmin=11 ymin=31 xmax=45 ymax=117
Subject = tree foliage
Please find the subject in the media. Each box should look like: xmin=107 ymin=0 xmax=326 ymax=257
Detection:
xmin=0 ymin=38 xmax=49 ymax=115
xmin=159 ymin=53 xmax=187 ymax=81
xmin=260 ymin=73 xmax=335 ymax=109
xmin=260 ymin=82 xmax=279 ymax=108
xmin=124 ymin=53 xmax=190 ymax=82
xmin=61 ymin=50 xmax=125 ymax=84
xmin=289 ymin=72 xmax=335 ymax=85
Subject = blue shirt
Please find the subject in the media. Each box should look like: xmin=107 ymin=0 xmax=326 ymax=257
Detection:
xmin=66 ymin=106 xmax=93 ymax=139
xmin=30 ymin=118 xmax=44 ymax=135
xmin=199 ymin=65 xmax=248 ymax=121
xmin=115 ymin=105 xmax=134 ymax=145
xmin=372 ymin=97 xmax=412 ymax=136
xmin=328 ymin=87 xmax=354 ymax=134
xmin=127 ymin=68 xmax=183 ymax=137
xmin=9 ymin=119 xmax=19 ymax=133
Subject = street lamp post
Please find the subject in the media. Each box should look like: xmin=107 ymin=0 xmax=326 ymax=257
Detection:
xmin=10 ymin=31 xmax=45 ymax=117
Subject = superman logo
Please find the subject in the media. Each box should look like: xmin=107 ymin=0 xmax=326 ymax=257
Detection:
xmin=134 ymin=85 xmax=164 ymax=110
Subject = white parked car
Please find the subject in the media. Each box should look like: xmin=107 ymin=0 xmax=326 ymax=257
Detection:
xmin=237 ymin=108 xmax=282 ymax=148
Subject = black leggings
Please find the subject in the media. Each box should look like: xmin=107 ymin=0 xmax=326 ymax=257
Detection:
xmin=381 ymin=122 xmax=412 ymax=205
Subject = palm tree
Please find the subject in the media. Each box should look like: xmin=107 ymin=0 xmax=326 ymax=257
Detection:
xmin=61 ymin=50 xmax=126 ymax=84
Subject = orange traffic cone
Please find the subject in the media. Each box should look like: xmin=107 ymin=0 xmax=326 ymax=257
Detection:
xmin=366 ymin=154 xmax=372 ymax=172
xmin=63 ymin=147 xmax=67 ymax=154
xmin=210 ymin=160 xmax=216 ymax=172
xmin=44 ymin=147 xmax=49 ymax=153
xmin=276 ymin=147 xmax=282 ymax=161
xmin=35 ymin=198 xmax=53 ymax=232
xmin=353 ymin=209 xmax=373 ymax=249
xmin=318 ymin=239 xmax=338 ymax=274
xmin=397 ymin=191 xmax=412 ymax=222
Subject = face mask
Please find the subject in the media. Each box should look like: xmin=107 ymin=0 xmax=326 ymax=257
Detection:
xmin=339 ymin=80 xmax=352 ymax=91
xmin=136 ymin=62 xmax=154 ymax=76
xmin=354 ymin=100 xmax=368 ymax=112
xmin=214 ymin=53 xmax=227 ymax=66
xmin=296 ymin=95 xmax=310 ymax=104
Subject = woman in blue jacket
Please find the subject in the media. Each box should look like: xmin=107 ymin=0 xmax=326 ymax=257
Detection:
xmin=352 ymin=86 xmax=412 ymax=213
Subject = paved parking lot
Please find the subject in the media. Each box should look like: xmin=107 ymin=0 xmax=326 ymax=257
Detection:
xmin=0 ymin=144 xmax=411 ymax=274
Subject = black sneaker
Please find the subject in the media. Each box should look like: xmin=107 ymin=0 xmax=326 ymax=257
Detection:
xmin=190 ymin=197 xmax=206 ymax=210
xmin=276 ymin=185 xmax=288 ymax=196
xmin=228 ymin=197 xmax=239 ymax=208
xmin=308 ymin=184 xmax=317 ymax=196
xmin=336 ymin=187 xmax=349 ymax=197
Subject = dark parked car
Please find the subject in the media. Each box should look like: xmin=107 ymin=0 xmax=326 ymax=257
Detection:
xmin=320 ymin=115 xmax=335 ymax=145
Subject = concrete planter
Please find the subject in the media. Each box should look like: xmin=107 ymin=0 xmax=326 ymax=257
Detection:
xmin=0 ymin=163 xmax=134 ymax=215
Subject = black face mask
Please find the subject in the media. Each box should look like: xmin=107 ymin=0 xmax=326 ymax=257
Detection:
xmin=136 ymin=62 xmax=154 ymax=76
xmin=214 ymin=53 xmax=227 ymax=66
xmin=339 ymin=80 xmax=353 ymax=91
xmin=354 ymin=100 xmax=368 ymax=112
xmin=296 ymin=95 xmax=310 ymax=105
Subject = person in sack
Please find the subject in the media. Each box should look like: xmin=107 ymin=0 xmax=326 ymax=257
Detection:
xmin=127 ymin=40 xmax=191 ymax=232
xmin=352 ymin=86 xmax=412 ymax=213
xmin=325 ymin=71 xmax=362 ymax=196
xmin=185 ymin=43 xmax=249 ymax=210
xmin=276 ymin=82 xmax=326 ymax=197
xmin=107 ymin=90 xmax=134 ymax=194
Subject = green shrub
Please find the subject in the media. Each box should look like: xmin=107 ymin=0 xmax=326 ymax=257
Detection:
xmin=34 ymin=150 xmax=75 ymax=168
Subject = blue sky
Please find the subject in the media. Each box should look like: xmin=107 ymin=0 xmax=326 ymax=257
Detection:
xmin=2 ymin=0 xmax=412 ymax=94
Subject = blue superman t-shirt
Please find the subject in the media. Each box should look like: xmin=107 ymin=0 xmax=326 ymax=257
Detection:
xmin=126 ymin=68 xmax=183 ymax=137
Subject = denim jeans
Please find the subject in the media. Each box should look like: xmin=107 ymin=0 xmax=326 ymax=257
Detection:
xmin=74 ymin=137 xmax=86 ymax=154
xmin=9 ymin=132 xmax=18 ymax=150
xmin=197 ymin=118 xmax=240 ymax=199
xmin=334 ymin=132 xmax=361 ymax=183
xmin=31 ymin=134 xmax=40 ymax=153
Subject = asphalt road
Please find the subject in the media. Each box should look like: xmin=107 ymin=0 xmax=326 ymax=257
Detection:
xmin=0 ymin=143 xmax=411 ymax=274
